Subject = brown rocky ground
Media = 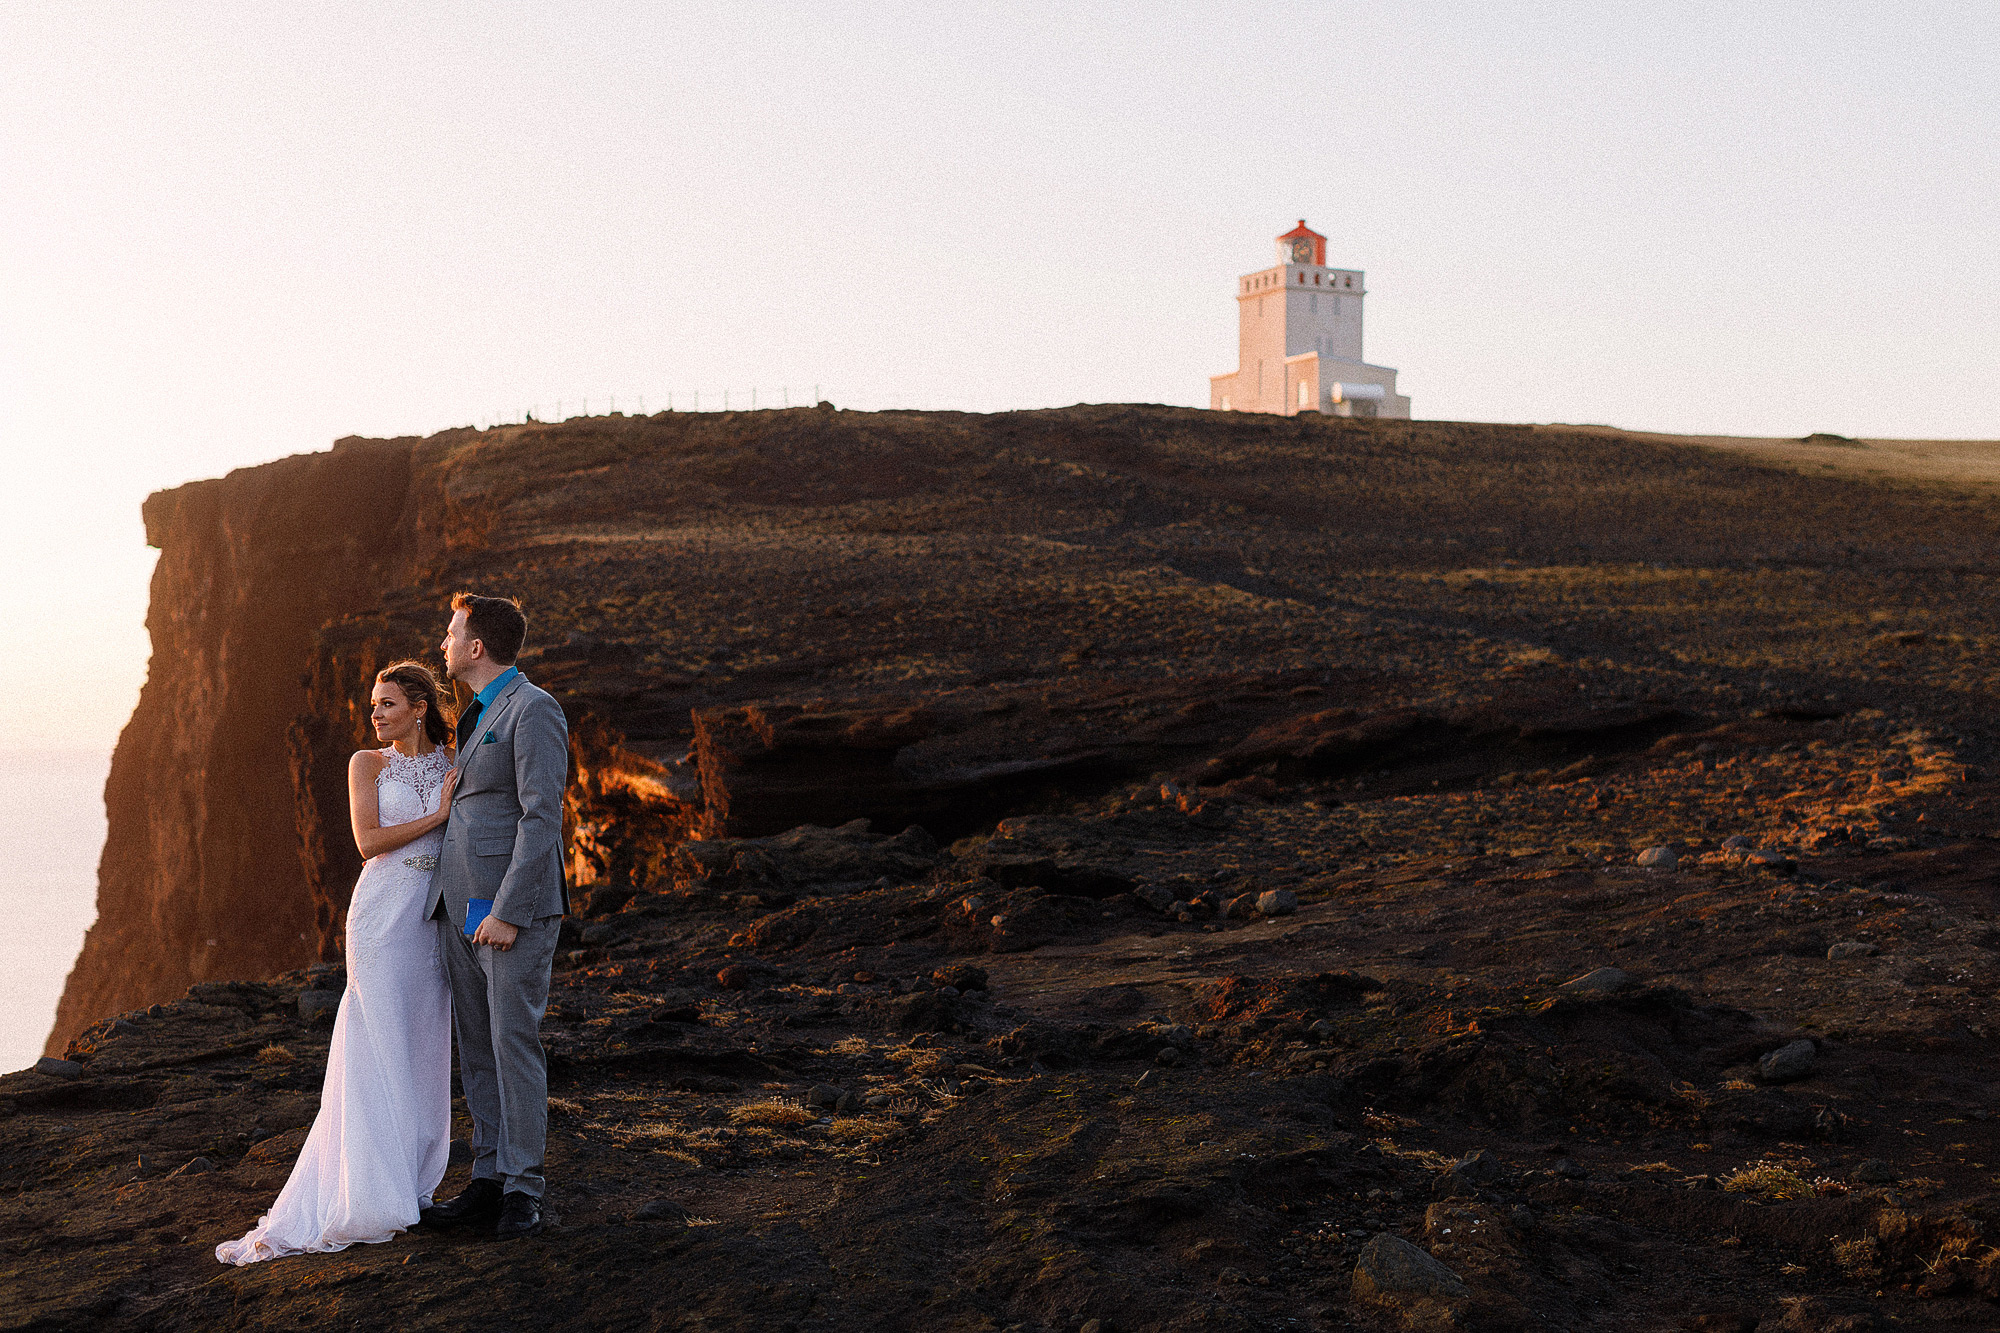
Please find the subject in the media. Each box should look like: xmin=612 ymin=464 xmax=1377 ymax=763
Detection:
xmin=16 ymin=406 xmax=2000 ymax=1330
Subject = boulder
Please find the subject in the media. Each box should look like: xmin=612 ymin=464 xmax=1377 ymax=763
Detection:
xmin=1746 ymin=847 xmax=1795 ymax=872
xmin=1757 ymin=1039 xmax=1817 ymax=1084
xmin=1256 ymin=889 xmax=1299 ymax=917
xmin=1636 ymin=845 xmax=1679 ymax=869
xmin=1826 ymin=941 xmax=1879 ymax=960
xmin=715 ymin=962 xmax=776 ymax=992
xmin=32 ymin=1056 xmax=82 ymax=1079
xmin=931 ymin=963 xmax=989 ymax=992
xmin=1352 ymin=1233 xmax=1471 ymax=1324
xmin=672 ymin=818 xmax=941 ymax=900
xmin=1558 ymin=967 xmax=1635 ymax=995
xmin=633 ymin=1198 xmax=690 ymax=1225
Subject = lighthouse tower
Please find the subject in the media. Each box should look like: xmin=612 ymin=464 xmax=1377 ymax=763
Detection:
xmin=1209 ymin=220 xmax=1410 ymax=418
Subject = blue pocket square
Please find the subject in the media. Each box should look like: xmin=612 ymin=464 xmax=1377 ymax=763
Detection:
xmin=482 ymin=731 xmax=498 ymax=744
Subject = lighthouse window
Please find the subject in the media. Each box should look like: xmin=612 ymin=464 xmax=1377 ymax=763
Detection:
xmin=1298 ymin=381 xmax=1311 ymax=407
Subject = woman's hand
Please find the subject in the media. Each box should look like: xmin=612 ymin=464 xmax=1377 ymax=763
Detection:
xmin=437 ymin=766 xmax=461 ymax=815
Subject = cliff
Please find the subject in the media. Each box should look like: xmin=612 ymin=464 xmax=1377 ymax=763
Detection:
xmin=50 ymin=437 xmax=421 ymax=1048
xmin=52 ymin=405 xmax=2000 ymax=1054
xmin=20 ymin=407 xmax=2000 ymax=1327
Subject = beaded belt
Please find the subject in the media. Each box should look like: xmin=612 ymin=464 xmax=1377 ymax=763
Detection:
xmin=403 ymin=854 xmax=439 ymax=871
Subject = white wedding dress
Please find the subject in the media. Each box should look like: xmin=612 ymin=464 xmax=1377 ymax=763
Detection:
xmin=217 ymin=746 xmax=454 ymax=1265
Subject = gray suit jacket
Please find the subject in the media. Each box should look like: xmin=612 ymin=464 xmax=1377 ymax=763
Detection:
xmin=428 ymin=672 xmax=570 ymax=929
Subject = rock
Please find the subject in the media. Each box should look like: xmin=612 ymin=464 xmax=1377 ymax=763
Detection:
xmin=1826 ymin=940 xmax=1879 ymax=960
xmin=168 ymin=1156 xmax=216 ymax=1177
xmin=715 ymin=963 xmax=774 ymax=991
xmin=32 ymin=1056 xmax=82 ymax=1079
xmin=674 ymin=810 xmax=942 ymax=892
xmin=1307 ymin=1019 xmax=1336 ymax=1040
xmin=862 ymin=1093 xmax=892 ymax=1108
xmin=834 ymin=1091 xmax=861 ymax=1114
xmin=1850 ymin=1159 xmax=1898 ymax=1183
xmin=931 ymin=963 xmax=988 ymax=992
xmin=1133 ymin=884 xmax=1180 ymax=915
xmin=1351 ymin=1233 xmax=1471 ymax=1316
xmin=1223 ymin=892 xmax=1261 ymax=919
xmin=633 ymin=1198 xmax=690 ymax=1224
xmin=579 ymin=922 xmax=622 ymax=947
xmin=297 ymin=990 xmax=341 ymax=1023
xmin=1255 ymin=889 xmax=1298 ymax=917
xmin=1448 ymin=1149 xmax=1501 ymax=1184
xmin=806 ymin=1083 xmax=846 ymax=1109
xmin=1558 ymin=966 xmax=1634 ymax=995
xmin=1721 ymin=834 xmax=1754 ymax=852
xmin=1552 ymin=1157 xmax=1589 ymax=1180
xmin=1636 ymin=845 xmax=1679 ymax=869
xmin=1079 ymin=1321 xmax=1104 ymax=1333
xmin=1155 ymin=1047 xmax=1181 ymax=1067
xmin=1757 ymin=1039 xmax=1817 ymax=1083
xmin=1746 ymin=847 xmax=1794 ymax=872
xmin=969 ymin=853 xmax=1136 ymax=899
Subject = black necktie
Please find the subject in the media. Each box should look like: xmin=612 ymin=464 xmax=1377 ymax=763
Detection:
xmin=456 ymin=698 xmax=483 ymax=750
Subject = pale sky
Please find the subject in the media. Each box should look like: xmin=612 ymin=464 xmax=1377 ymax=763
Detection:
xmin=2 ymin=1 xmax=1995 ymax=748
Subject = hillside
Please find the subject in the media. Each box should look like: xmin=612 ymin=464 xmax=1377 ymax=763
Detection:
xmin=15 ymin=405 xmax=2000 ymax=1330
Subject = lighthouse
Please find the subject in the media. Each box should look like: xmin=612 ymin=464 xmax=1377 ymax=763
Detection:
xmin=1209 ymin=220 xmax=1410 ymax=419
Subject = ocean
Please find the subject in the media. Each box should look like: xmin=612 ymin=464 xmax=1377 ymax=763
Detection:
xmin=0 ymin=749 xmax=109 ymax=1072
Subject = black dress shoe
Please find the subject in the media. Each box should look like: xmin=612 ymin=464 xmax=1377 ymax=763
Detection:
xmin=419 ymin=1177 xmax=503 ymax=1229
xmin=496 ymin=1190 xmax=543 ymax=1239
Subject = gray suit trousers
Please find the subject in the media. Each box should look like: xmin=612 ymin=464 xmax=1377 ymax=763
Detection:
xmin=436 ymin=911 xmax=561 ymax=1198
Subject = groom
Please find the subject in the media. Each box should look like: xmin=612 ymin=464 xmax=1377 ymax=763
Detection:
xmin=420 ymin=592 xmax=569 ymax=1240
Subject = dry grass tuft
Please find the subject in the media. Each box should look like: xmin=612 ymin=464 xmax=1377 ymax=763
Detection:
xmin=1721 ymin=1163 xmax=1815 ymax=1200
xmin=729 ymin=1099 xmax=813 ymax=1127
xmin=827 ymin=1117 xmax=880 ymax=1141
xmin=255 ymin=1044 xmax=295 ymax=1065
xmin=548 ymin=1096 xmax=587 ymax=1121
xmin=1832 ymin=1236 xmax=1881 ymax=1280
xmin=831 ymin=1036 xmax=872 ymax=1056
xmin=889 ymin=1045 xmax=955 ymax=1077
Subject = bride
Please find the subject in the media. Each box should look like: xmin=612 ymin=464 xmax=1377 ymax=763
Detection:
xmin=217 ymin=661 xmax=460 ymax=1265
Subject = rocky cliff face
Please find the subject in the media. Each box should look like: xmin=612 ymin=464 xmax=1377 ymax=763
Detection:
xmin=25 ymin=408 xmax=2000 ymax=1328
xmin=50 ymin=406 xmax=2000 ymax=1054
xmin=50 ymin=438 xmax=421 ymax=1050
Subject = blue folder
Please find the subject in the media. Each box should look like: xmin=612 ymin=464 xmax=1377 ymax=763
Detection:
xmin=463 ymin=898 xmax=495 ymax=938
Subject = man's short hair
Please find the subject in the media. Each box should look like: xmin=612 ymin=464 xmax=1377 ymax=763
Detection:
xmin=452 ymin=592 xmax=527 ymax=665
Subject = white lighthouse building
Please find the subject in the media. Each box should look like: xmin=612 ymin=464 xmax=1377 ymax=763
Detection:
xmin=1209 ymin=220 xmax=1410 ymax=418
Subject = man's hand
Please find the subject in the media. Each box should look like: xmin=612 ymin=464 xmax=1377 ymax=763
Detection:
xmin=472 ymin=916 xmax=520 ymax=952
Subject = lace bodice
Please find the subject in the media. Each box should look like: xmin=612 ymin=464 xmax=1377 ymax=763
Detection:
xmin=374 ymin=747 xmax=451 ymax=849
